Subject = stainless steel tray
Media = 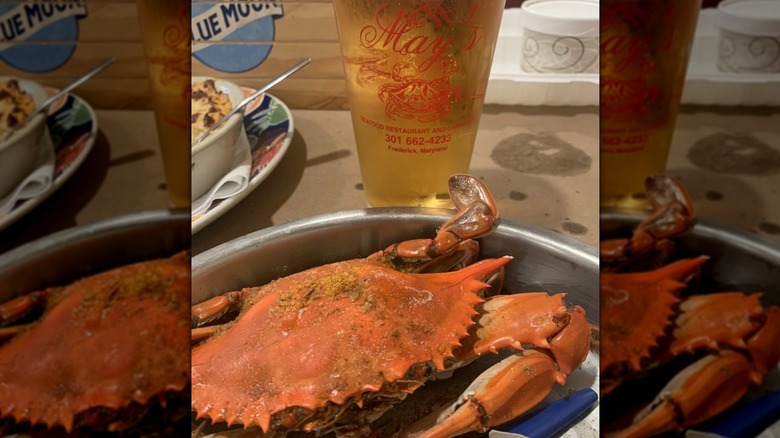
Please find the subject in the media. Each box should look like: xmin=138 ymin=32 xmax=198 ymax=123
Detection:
xmin=0 ymin=209 xmax=190 ymax=301
xmin=192 ymin=208 xmax=600 ymax=437
xmin=601 ymin=212 xmax=780 ymax=436
xmin=0 ymin=208 xmax=191 ymax=436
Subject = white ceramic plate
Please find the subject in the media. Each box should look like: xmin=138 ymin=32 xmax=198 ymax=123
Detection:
xmin=191 ymin=90 xmax=293 ymax=234
xmin=0 ymin=89 xmax=97 ymax=233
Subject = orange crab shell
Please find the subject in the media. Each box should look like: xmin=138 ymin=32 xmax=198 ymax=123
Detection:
xmin=0 ymin=252 xmax=191 ymax=432
xmin=600 ymin=256 xmax=708 ymax=380
xmin=191 ymin=257 xmax=513 ymax=432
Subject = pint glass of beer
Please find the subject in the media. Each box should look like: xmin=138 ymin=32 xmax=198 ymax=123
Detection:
xmin=600 ymin=0 xmax=701 ymax=209
xmin=137 ymin=0 xmax=191 ymax=208
xmin=333 ymin=0 xmax=505 ymax=207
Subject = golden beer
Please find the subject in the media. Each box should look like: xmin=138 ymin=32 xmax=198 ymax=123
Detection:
xmin=137 ymin=0 xmax=191 ymax=208
xmin=333 ymin=0 xmax=505 ymax=207
xmin=600 ymin=0 xmax=701 ymax=209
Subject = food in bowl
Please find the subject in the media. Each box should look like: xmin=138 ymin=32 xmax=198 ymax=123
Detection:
xmin=191 ymin=79 xmax=232 ymax=144
xmin=191 ymin=175 xmax=595 ymax=436
xmin=0 ymin=251 xmax=191 ymax=434
xmin=600 ymin=175 xmax=780 ymax=437
xmin=0 ymin=79 xmax=36 ymax=138
xmin=190 ymin=77 xmax=245 ymax=200
xmin=0 ymin=77 xmax=48 ymax=199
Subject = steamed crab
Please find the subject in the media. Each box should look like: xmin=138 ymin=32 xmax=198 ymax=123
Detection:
xmin=191 ymin=175 xmax=593 ymax=437
xmin=0 ymin=251 xmax=191 ymax=435
xmin=600 ymin=175 xmax=780 ymax=437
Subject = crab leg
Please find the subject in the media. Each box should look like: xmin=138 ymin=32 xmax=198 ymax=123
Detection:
xmin=746 ymin=305 xmax=780 ymax=375
xmin=192 ymin=290 xmax=248 ymax=343
xmin=0 ymin=290 xmax=47 ymax=325
xmin=0 ymin=324 xmax=32 ymax=341
xmin=400 ymin=350 xmax=560 ymax=438
xmin=609 ymin=351 xmax=758 ymax=438
xmin=397 ymin=294 xmax=591 ymax=438
xmin=601 ymin=175 xmax=695 ymax=267
xmin=368 ymin=175 xmax=498 ymax=271
xmin=0 ymin=290 xmax=50 ymax=342
xmin=192 ymin=290 xmax=244 ymax=328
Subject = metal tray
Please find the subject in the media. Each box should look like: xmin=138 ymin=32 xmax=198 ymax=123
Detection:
xmin=601 ymin=212 xmax=780 ymax=436
xmin=0 ymin=209 xmax=191 ymax=436
xmin=0 ymin=209 xmax=190 ymax=301
xmin=192 ymin=208 xmax=599 ymax=437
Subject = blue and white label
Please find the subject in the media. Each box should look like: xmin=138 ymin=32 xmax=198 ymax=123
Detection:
xmin=192 ymin=3 xmax=283 ymax=73
xmin=0 ymin=2 xmax=87 ymax=72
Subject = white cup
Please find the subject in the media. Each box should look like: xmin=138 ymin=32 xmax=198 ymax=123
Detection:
xmin=519 ymin=0 xmax=600 ymax=74
xmin=717 ymin=0 xmax=780 ymax=73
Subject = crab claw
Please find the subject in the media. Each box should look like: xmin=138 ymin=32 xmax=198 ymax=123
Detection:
xmin=400 ymin=350 xmax=560 ymax=438
xmin=448 ymin=174 xmax=498 ymax=219
xmin=601 ymin=175 xmax=695 ymax=270
xmin=398 ymin=295 xmax=591 ymax=438
xmin=631 ymin=175 xmax=695 ymax=249
xmin=668 ymin=292 xmax=765 ymax=357
xmin=609 ymin=351 xmax=757 ymax=438
xmin=747 ymin=305 xmax=780 ymax=375
xmin=369 ymin=175 xmax=499 ymax=272
xmin=455 ymin=293 xmax=591 ymax=378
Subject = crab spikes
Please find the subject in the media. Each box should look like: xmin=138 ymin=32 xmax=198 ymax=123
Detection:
xmin=600 ymin=256 xmax=709 ymax=376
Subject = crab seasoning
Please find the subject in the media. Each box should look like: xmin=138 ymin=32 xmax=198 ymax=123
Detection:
xmin=0 ymin=251 xmax=191 ymax=434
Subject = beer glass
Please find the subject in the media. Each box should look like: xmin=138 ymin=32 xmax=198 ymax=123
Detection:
xmin=333 ymin=0 xmax=505 ymax=208
xmin=137 ymin=0 xmax=191 ymax=208
xmin=600 ymin=0 xmax=702 ymax=209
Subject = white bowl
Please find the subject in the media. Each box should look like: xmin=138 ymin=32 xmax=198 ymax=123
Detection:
xmin=191 ymin=76 xmax=246 ymax=200
xmin=0 ymin=77 xmax=48 ymax=199
xmin=519 ymin=0 xmax=600 ymax=74
xmin=717 ymin=0 xmax=780 ymax=73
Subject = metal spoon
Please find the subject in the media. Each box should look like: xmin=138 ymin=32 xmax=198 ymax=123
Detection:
xmin=2 ymin=58 xmax=115 ymax=143
xmin=195 ymin=57 xmax=311 ymax=145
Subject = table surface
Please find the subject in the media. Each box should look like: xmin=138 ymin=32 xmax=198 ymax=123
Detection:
xmin=1 ymin=104 xmax=779 ymax=257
